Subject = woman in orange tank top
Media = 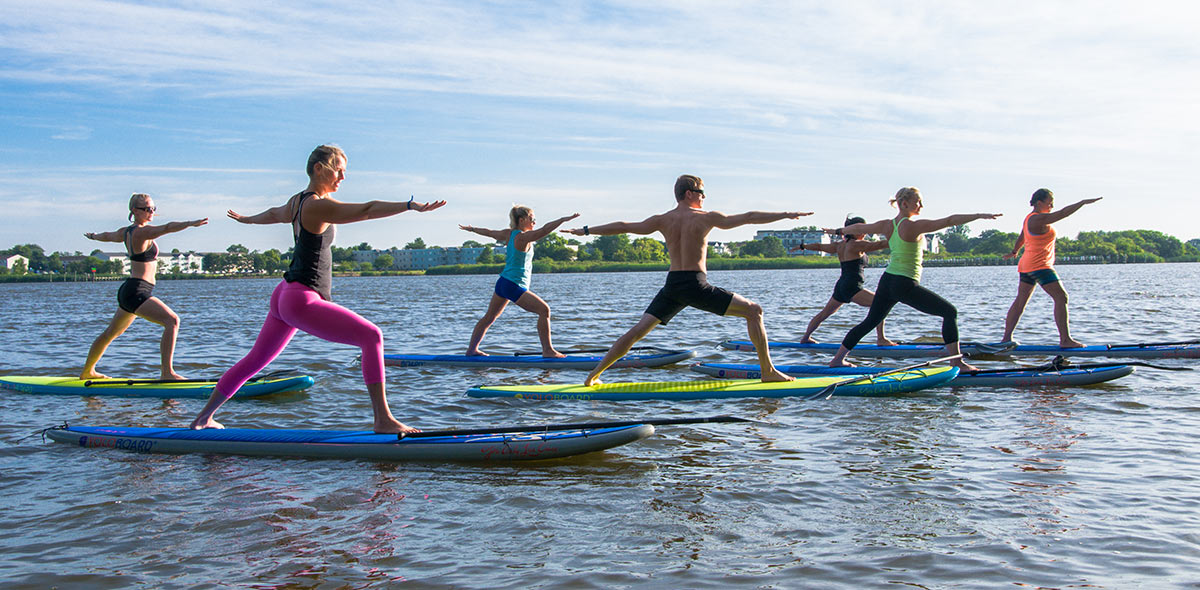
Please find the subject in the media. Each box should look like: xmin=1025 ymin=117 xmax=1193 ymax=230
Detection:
xmin=1001 ymin=189 xmax=1102 ymax=347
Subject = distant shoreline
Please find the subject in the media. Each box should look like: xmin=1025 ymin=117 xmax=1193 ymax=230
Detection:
xmin=2 ymin=255 xmax=1194 ymax=284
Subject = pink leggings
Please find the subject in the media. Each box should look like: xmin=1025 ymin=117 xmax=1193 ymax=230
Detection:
xmin=215 ymin=281 xmax=384 ymax=399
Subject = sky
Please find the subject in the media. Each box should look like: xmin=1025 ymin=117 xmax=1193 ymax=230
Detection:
xmin=2 ymin=1 xmax=1198 ymax=255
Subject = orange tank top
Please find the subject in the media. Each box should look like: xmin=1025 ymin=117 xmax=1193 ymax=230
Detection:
xmin=1017 ymin=211 xmax=1056 ymax=272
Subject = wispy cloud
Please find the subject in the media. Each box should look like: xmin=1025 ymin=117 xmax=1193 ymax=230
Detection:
xmin=3 ymin=1 xmax=1194 ymax=163
xmin=2 ymin=1 xmax=1198 ymax=249
xmin=5 ymin=2 xmax=1195 ymax=124
xmin=50 ymin=125 xmax=92 ymax=140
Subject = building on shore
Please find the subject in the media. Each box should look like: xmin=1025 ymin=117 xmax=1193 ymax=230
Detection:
xmin=707 ymin=241 xmax=733 ymax=256
xmin=354 ymin=247 xmax=488 ymax=270
xmin=751 ymin=230 xmax=941 ymax=255
xmin=753 ymin=230 xmax=832 ymax=255
xmin=3 ymin=254 xmax=29 ymax=271
xmin=94 ymin=251 xmax=206 ymax=274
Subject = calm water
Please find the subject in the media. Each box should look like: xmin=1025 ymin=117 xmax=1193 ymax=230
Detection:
xmin=2 ymin=265 xmax=1198 ymax=589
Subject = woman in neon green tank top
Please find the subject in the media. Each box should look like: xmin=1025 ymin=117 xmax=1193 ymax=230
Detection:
xmin=828 ymin=187 xmax=1002 ymax=370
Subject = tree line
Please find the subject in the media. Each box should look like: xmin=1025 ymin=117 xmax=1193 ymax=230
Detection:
xmin=939 ymin=226 xmax=1200 ymax=261
xmin=4 ymin=227 xmax=1198 ymax=277
xmin=338 ymin=227 xmax=1200 ymax=267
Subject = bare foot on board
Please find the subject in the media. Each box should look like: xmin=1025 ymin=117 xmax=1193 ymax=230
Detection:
xmin=760 ymin=369 xmax=795 ymax=383
xmin=190 ymin=417 xmax=224 ymax=430
xmin=374 ymin=418 xmax=420 ymax=435
xmin=952 ymin=359 xmax=979 ymax=372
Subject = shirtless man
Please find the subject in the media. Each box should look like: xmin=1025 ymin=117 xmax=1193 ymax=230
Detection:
xmin=563 ymin=174 xmax=809 ymax=386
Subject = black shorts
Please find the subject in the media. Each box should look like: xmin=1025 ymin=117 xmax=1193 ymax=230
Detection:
xmin=832 ymin=276 xmax=864 ymax=304
xmin=644 ymin=271 xmax=735 ymax=325
xmin=117 ymin=278 xmax=154 ymax=313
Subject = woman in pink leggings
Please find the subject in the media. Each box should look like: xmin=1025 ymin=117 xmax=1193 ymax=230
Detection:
xmin=190 ymin=145 xmax=445 ymax=434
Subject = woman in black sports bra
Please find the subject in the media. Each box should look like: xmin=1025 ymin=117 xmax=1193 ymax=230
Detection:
xmin=790 ymin=216 xmax=894 ymax=346
xmin=80 ymin=193 xmax=207 ymax=380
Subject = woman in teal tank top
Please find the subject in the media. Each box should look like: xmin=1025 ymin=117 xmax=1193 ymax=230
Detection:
xmin=460 ymin=206 xmax=580 ymax=357
xmin=827 ymin=187 xmax=1002 ymax=371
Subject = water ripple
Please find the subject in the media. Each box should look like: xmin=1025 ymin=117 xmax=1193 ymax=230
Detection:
xmin=1 ymin=265 xmax=1199 ymax=588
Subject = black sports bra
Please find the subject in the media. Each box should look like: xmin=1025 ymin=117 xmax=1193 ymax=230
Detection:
xmin=125 ymin=225 xmax=158 ymax=262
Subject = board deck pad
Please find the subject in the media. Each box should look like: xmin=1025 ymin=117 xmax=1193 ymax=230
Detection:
xmin=690 ymin=362 xmax=1134 ymax=387
xmin=384 ymin=348 xmax=696 ymax=369
xmin=467 ymin=366 xmax=959 ymax=400
xmin=0 ymin=375 xmax=314 ymax=399
xmin=720 ymin=339 xmax=1200 ymax=359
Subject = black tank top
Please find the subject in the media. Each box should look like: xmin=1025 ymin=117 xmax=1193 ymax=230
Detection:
xmin=125 ymin=225 xmax=158 ymax=262
xmin=283 ymin=192 xmax=335 ymax=300
xmin=839 ymin=255 xmax=866 ymax=283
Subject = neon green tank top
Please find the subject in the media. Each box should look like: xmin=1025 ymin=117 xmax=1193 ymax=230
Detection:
xmin=885 ymin=218 xmax=922 ymax=281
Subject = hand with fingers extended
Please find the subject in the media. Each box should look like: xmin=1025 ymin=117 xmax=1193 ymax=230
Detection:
xmin=409 ymin=199 xmax=447 ymax=213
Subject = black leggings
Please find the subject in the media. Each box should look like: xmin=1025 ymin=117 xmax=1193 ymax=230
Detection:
xmin=841 ymin=272 xmax=958 ymax=349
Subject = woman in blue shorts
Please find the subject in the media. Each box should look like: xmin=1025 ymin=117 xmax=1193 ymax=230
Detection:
xmin=460 ymin=206 xmax=579 ymax=357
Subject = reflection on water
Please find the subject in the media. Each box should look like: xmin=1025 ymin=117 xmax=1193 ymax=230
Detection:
xmin=1 ymin=264 xmax=1199 ymax=588
xmin=998 ymin=391 xmax=1086 ymax=538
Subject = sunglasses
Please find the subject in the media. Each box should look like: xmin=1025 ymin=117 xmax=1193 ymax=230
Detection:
xmin=136 ymin=206 xmax=157 ymax=213
xmin=690 ymin=188 xmax=705 ymax=195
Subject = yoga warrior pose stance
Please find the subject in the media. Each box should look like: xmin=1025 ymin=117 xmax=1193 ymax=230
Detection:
xmin=460 ymin=207 xmax=580 ymax=357
xmin=564 ymin=174 xmax=808 ymax=386
xmin=80 ymin=193 xmax=208 ymax=380
xmin=792 ymin=216 xmax=893 ymax=345
xmin=190 ymin=145 xmax=445 ymax=433
xmin=1001 ymin=189 xmax=1102 ymax=347
xmin=828 ymin=187 xmax=1001 ymax=370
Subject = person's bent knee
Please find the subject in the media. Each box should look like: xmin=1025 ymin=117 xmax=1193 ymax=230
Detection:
xmin=344 ymin=320 xmax=384 ymax=350
xmin=365 ymin=322 xmax=384 ymax=346
xmin=743 ymin=301 xmax=763 ymax=320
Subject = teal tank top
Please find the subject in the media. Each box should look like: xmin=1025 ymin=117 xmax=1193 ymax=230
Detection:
xmin=885 ymin=218 xmax=922 ymax=281
xmin=500 ymin=230 xmax=533 ymax=289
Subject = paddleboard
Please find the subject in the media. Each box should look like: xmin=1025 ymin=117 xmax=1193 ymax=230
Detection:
xmin=992 ymin=342 xmax=1200 ymax=359
xmin=0 ymin=374 xmax=314 ymax=399
xmin=719 ymin=340 xmax=1014 ymax=358
xmin=384 ymin=348 xmax=696 ymax=369
xmin=720 ymin=339 xmax=1200 ymax=359
xmin=44 ymin=423 xmax=653 ymax=462
xmin=691 ymin=362 xmax=1134 ymax=387
xmin=466 ymin=366 xmax=958 ymax=400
